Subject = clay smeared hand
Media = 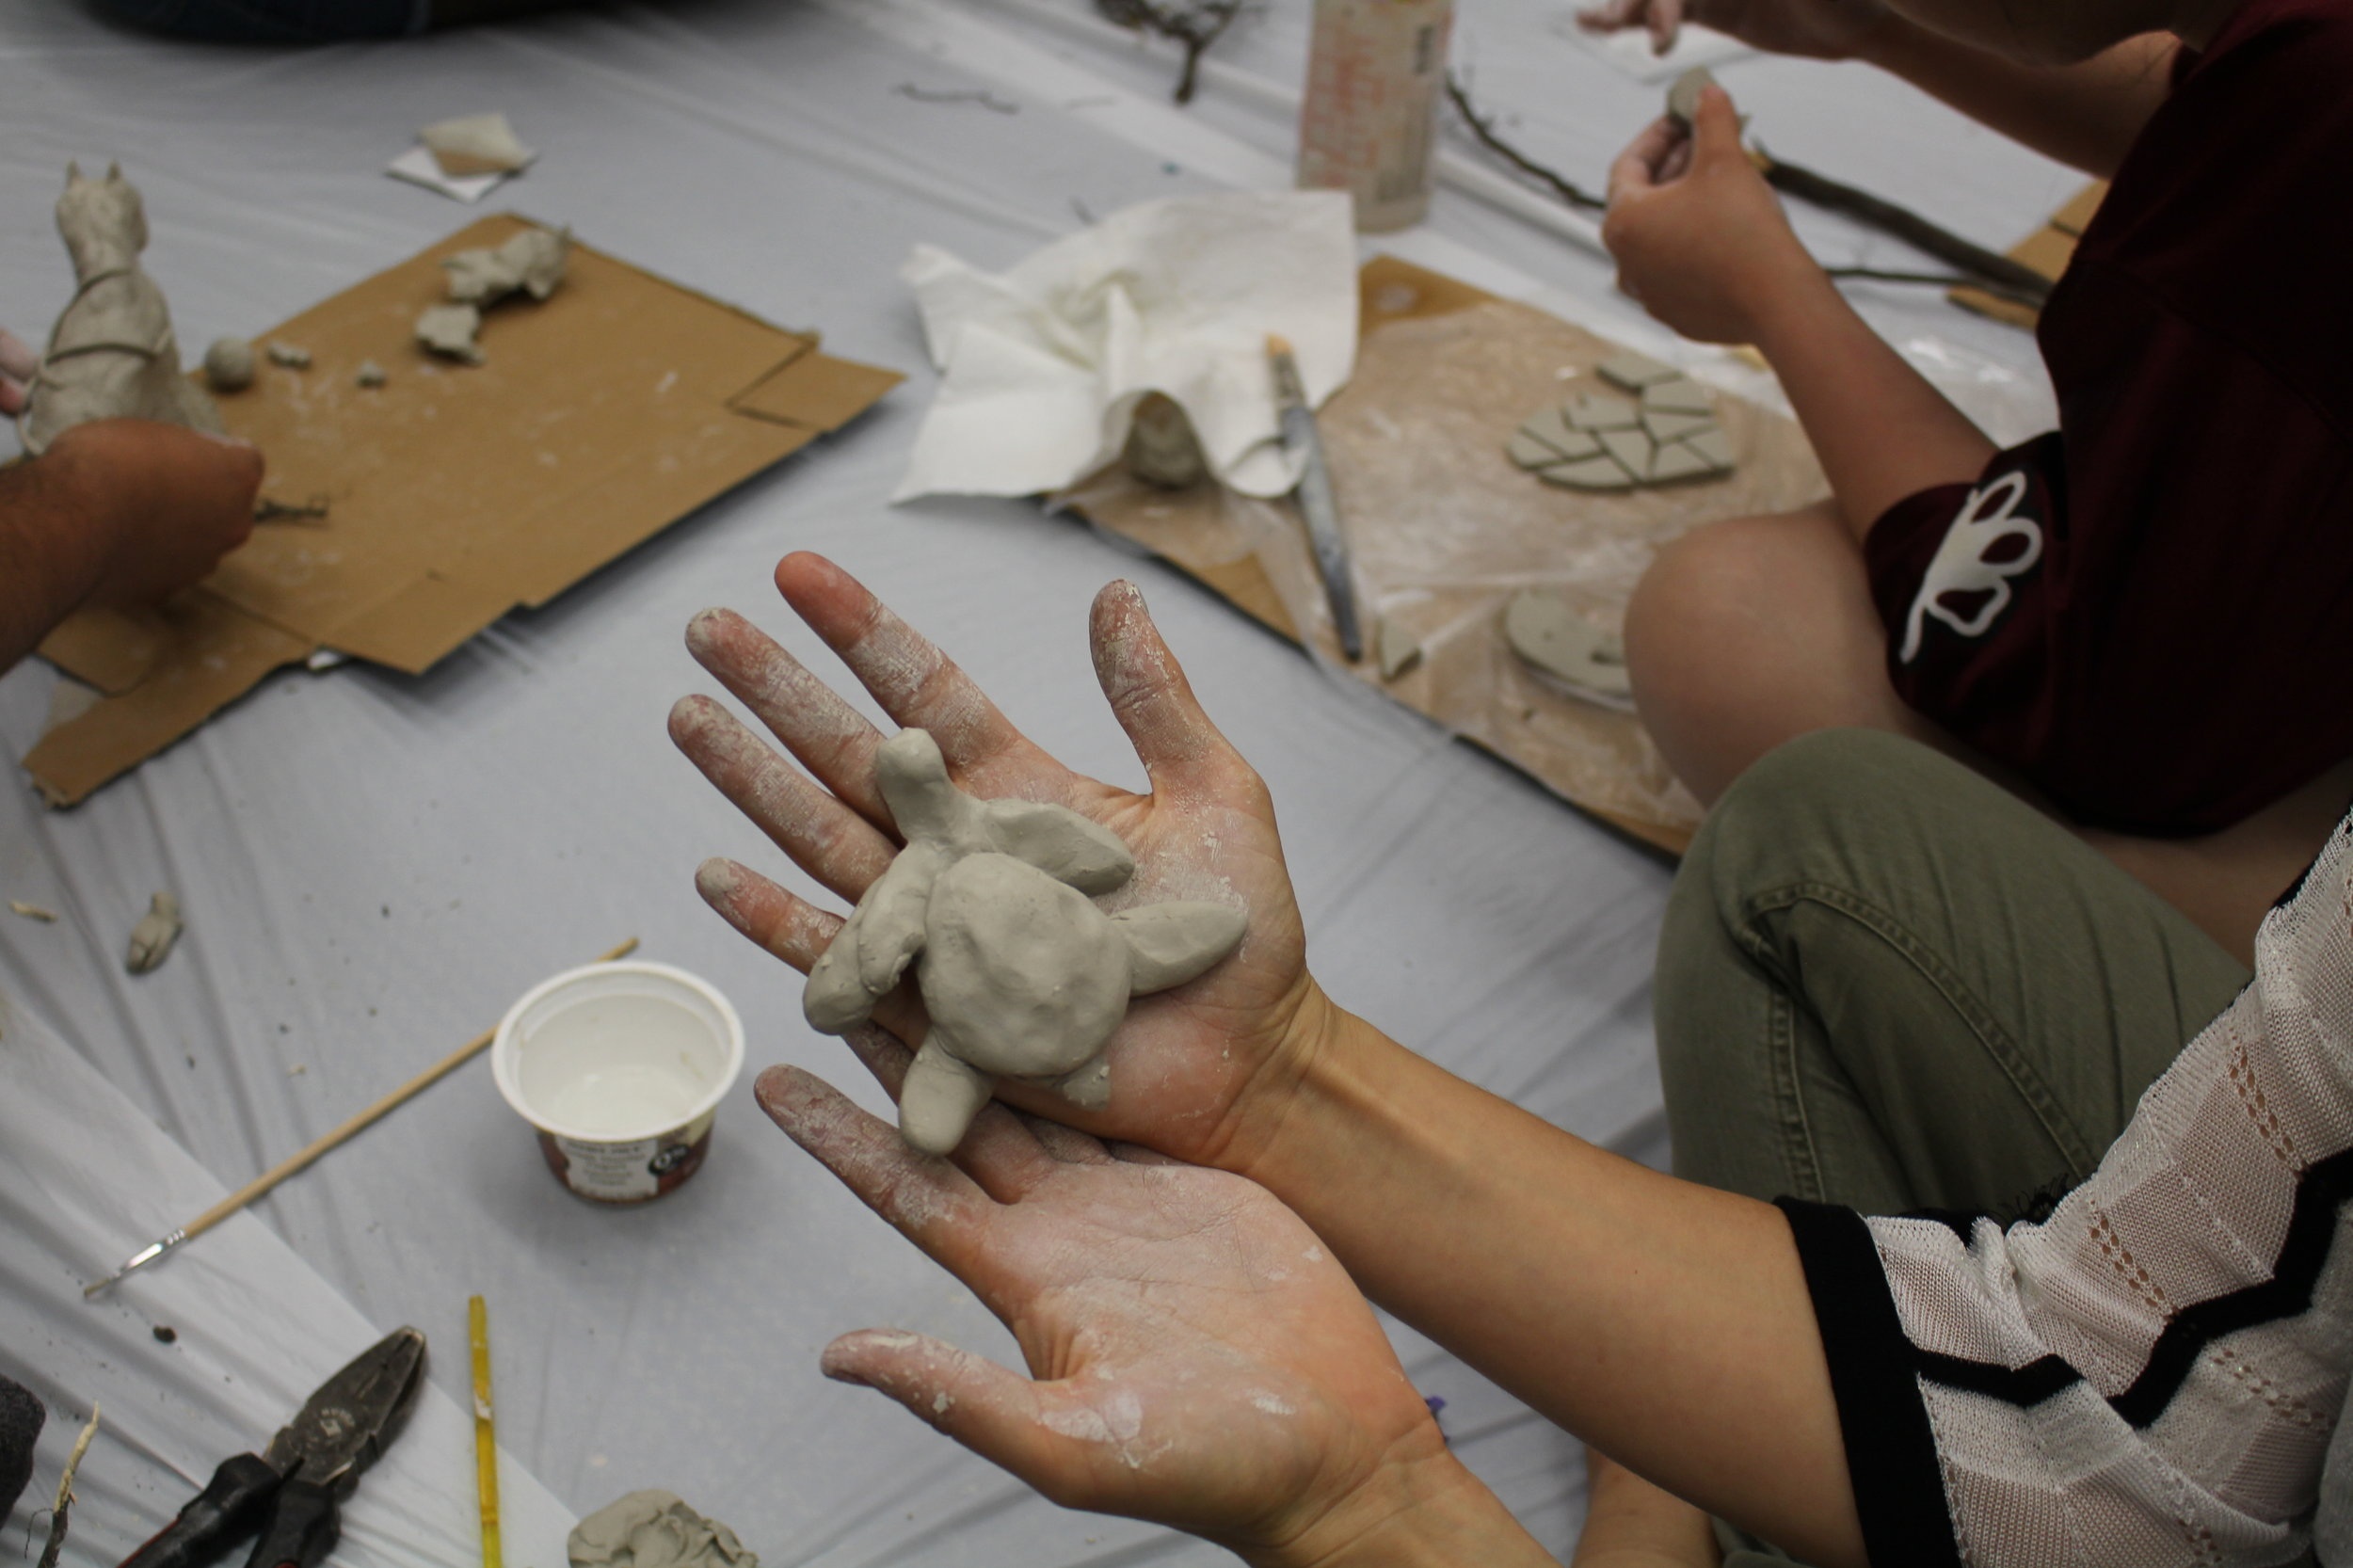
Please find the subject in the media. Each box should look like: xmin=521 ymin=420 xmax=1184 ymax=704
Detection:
xmin=1577 ymin=0 xmax=1889 ymax=59
xmin=1602 ymin=87 xmax=1821 ymax=345
xmin=669 ymin=552 xmax=1331 ymax=1178
xmin=758 ymin=1053 xmax=1540 ymax=1566
xmin=0 ymin=329 xmax=33 ymax=418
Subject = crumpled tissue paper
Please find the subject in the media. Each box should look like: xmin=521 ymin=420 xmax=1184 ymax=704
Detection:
xmin=893 ymin=189 xmax=1358 ymax=503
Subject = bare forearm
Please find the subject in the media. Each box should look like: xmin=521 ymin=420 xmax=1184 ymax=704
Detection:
xmin=1747 ymin=267 xmax=1996 ymax=539
xmin=1246 ymin=996 xmax=1865 ymax=1568
xmin=0 ymin=453 xmax=111 ymax=671
xmin=1264 ymin=1451 xmax=1560 ymax=1568
xmin=1858 ymin=22 xmax=2177 ymax=176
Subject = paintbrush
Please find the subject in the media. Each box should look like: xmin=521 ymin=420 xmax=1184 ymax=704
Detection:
xmin=1266 ymin=333 xmax=1363 ymax=662
xmin=84 ymin=936 xmax=641 ymax=1297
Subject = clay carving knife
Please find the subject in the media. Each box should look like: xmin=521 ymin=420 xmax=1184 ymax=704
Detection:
xmin=1266 ymin=334 xmax=1363 ymax=662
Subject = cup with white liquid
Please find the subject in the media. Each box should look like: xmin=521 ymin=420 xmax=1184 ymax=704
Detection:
xmin=492 ymin=960 xmax=744 ymax=1204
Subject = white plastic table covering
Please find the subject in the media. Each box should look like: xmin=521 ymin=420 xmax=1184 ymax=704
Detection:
xmin=0 ymin=0 xmax=2072 ymax=1561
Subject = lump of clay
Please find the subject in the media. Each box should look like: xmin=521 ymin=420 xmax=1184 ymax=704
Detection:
xmin=568 ymin=1491 xmax=755 ymax=1568
xmin=125 ymin=891 xmax=182 ymax=975
xmin=203 ymin=337 xmax=255 ymax=392
xmin=420 ymin=112 xmax=534 ymax=178
xmin=1505 ymin=592 xmax=1632 ymax=705
xmin=355 ymin=360 xmax=388 ymax=389
xmin=415 ymin=303 xmax=485 ymax=364
xmin=1508 ymin=370 xmax=1736 ymax=492
xmin=18 ymin=164 xmax=223 ymax=457
xmin=265 ymin=342 xmax=311 ymax=370
xmin=441 ymin=226 xmax=570 ymax=306
xmin=1667 ymin=66 xmax=1716 ymax=127
xmin=1123 ymin=391 xmax=1207 ymax=488
xmin=1373 ymin=616 xmax=1422 ymax=681
xmin=804 ymin=728 xmax=1247 ymax=1155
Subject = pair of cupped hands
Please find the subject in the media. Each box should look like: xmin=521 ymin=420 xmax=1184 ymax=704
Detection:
xmin=670 ymin=552 xmax=1448 ymax=1567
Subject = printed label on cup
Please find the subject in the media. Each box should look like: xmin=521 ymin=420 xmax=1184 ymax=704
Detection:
xmin=538 ymin=1111 xmax=714 ymax=1204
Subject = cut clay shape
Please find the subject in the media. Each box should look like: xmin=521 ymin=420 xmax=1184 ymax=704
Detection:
xmin=1374 ymin=616 xmax=1423 ymax=680
xmin=17 ymin=164 xmax=223 ymax=457
xmin=266 ymin=341 xmax=311 ymax=370
xmin=415 ymin=303 xmax=486 ymax=364
xmin=804 ymin=728 xmax=1247 ymax=1155
xmin=1668 ymin=66 xmax=1717 ymax=127
xmin=1504 ymin=591 xmax=1633 ymax=699
xmin=1596 ymin=351 xmax=1679 ymax=392
xmin=1648 ymin=440 xmax=1718 ymax=483
xmin=1642 ymin=376 xmax=1712 ymax=416
xmin=1566 ymin=393 xmax=1641 ymax=432
xmin=1598 ymin=426 xmax=1653 ymax=479
xmin=1507 ymin=430 xmax=1567 ymax=471
xmin=1518 ymin=406 xmax=1602 ymax=461
xmin=125 ymin=890 xmax=182 ymax=975
xmin=441 ymin=226 xmax=570 ymax=306
xmin=1641 ymin=408 xmax=1713 ymax=444
xmin=1686 ymin=425 xmax=1735 ymax=470
xmin=203 ymin=337 xmax=255 ymax=392
xmin=1540 ymin=456 xmax=1639 ymax=492
xmin=1124 ymin=391 xmax=1207 ymax=488
xmin=568 ymin=1491 xmax=756 ymax=1568
xmin=420 ymin=112 xmax=533 ymax=178
xmin=355 ymin=360 xmax=388 ymax=389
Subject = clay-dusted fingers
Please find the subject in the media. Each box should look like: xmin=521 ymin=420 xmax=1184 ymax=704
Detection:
xmin=696 ymin=856 xmax=844 ymax=971
xmin=774 ymin=552 xmax=1033 ymax=773
xmin=946 ymin=1097 xmax=1069 ymax=1204
xmin=759 ymin=1064 xmax=996 ymax=1256
xmin=820 ymin=1331 xmax=1107 ymax=1503
xmin=669 ymin=695 xmax=899 ymax=904
xmin=1021 ymin=1112 xmax=1118 ymax=1166
xmin=1089 ymin=580 xmax=1243 ymax=796
xmin=1607 ymin=117 xmax=1691 ymax=206
xmin=683 ymin=607 xmax=894 ymax=828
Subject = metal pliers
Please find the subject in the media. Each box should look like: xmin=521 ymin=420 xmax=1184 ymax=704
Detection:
xmin=119 ymin=1327 xmax=426 ymax=1568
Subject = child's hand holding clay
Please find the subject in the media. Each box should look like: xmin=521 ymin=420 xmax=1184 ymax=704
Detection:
xmin=1602 ymin=86 xmax=1819 ymax=345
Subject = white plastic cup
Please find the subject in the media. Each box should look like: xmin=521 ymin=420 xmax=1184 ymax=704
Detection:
xmin=491 ymin=960 xmax=744 ymax=1204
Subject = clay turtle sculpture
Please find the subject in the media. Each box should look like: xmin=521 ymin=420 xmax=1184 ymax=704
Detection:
xmin=804 ymin=728 xmax=1248 ymax=1155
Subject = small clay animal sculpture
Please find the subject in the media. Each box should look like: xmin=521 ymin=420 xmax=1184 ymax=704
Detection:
xmin=125 ymin=891 xmax=182 ymax=975
xmin=804 ymin=728 xmax=1247 ymax=1155
xmin=18 ymin=165 xmax=222 ymax=456
xmin=568 ymin=1491 xmax=755 ymax=1568
xmin=203 ymin=337 xmax=255 ymax=392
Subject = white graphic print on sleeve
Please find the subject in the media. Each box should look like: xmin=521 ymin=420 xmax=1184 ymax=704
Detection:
xmin=1898 ymin=471 xmax=2045 ymax=664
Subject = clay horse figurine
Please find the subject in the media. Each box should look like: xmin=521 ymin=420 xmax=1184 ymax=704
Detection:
xmin=804 ymin=728 xmax=1247 ymax=1155
xmin=19 ymin=163 xmax=222 ymax=456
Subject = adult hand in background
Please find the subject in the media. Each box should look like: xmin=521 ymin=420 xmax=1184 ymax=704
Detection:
xmin=1603 ymin=87 xmax=1819 ymax=344
xmin=760 ymin=1039 xmax=1549 ymax=1567
xmin=669 ymin=552 xmax=1331 ymax=1177
xmin=1577 ymin=0 xmax=1889 ymax=60
xmin=0 ymin=329 xmax=35 ymax=418
xmin=44 ymin=419 xmax=261 ymax=609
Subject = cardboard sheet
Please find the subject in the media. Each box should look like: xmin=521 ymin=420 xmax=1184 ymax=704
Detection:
xmin=1067 ymin=257 xmax=1831 ymax=856
xmin=25 ymin=215 xmax=902 ymax=807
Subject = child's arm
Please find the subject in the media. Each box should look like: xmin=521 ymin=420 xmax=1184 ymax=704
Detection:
xmin=1857 ymin=24 xmax=2179 ymax=178
xmin=1603 ymin=87 xmax=1997 ymax=538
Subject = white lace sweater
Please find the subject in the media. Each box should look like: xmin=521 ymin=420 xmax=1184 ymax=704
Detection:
xmin=1782 ymin=818 xmax=2353 ymax=1565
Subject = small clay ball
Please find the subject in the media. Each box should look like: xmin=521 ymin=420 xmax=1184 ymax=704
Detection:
xmin=203 ymin=337 xmax=256 ymax=392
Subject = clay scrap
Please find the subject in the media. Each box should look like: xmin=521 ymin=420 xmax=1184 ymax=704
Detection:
xmin=1668 ymin=66 xmax=1717 ymax=128
xmin=124 ymin=891 xmax=182 ymax=975
xmin=415 ymin=225 xmax=570 ymax=364
xmin=265 ymin=341 xmax=312 ymax=370
xmin=803 ymin=728 xmax=1247 ymax=1155
xmin=420 ymin=112 xmax=534 ymax=179
xmin=17 ymin=164 xmax=223 ymax=456
xmin=1373 ymin=616 xmax=1423 ymax=681
xmin=1504 ymin=591 xmax=1633 ymax=706
xmin=568 ymin=1491 xmax=756 ymax=1568
xmin=203 ymin=337 xmax=255 ymax=392
xmin=1507 ymin=368 xmax=1735 ymax=492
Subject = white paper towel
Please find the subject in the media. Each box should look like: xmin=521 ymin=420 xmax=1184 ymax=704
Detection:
xmin=893 ymin=189 xmax=1360 ymax=502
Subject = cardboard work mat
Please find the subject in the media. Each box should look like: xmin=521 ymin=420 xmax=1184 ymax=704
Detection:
xmin=1067 ymin=257 xmax=1829 ymax=855
xmin=26 ymin=214 xmax=902 ymax=807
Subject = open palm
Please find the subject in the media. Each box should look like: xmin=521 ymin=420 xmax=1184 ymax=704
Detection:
xmin=670 ymin=552 xmax=1331 ymax=1176
xmin=757 ymin=1046 xmax=1455 ymax=1561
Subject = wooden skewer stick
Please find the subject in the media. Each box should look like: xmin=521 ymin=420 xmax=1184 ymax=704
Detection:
xmin=84 ymin=937 xmax=641 ymax=1296
xmin=470 ymin=1295 xmax=504 ymax=1568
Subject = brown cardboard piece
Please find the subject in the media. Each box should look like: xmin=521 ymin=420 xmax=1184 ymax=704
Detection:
xmin=1066 ymin=256 xmax=1831 ymax=856
xmin=1949 ymin=180 xmax=2108 ymax=329
xmin=25 ymin=214 xmax=902 ymax=807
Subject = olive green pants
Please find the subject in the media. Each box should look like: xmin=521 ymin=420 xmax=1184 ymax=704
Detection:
xmin=1653 ymin=730 xmax=2250 ymax=1563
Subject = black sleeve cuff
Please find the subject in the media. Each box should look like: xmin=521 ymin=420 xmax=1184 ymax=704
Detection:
xmin=1777 ymin=1198 xmax=1961 ymax=1568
